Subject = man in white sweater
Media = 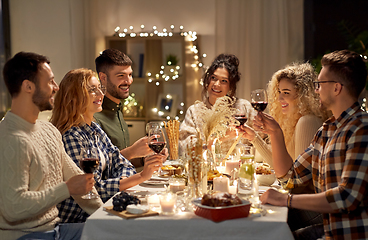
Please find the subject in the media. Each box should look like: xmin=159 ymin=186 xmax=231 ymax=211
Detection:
xmin=0 ymin=52 xmax=102 ymax=240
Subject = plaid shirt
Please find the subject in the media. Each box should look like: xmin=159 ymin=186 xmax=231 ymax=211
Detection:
xmin=280 ymin=102 xmax=368 ymax=239
xmin=57 ymin=122 xmax=136 ymax=223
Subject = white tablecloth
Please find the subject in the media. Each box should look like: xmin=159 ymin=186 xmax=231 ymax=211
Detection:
xmin=81 ymin=184 xmax=293 ymax=240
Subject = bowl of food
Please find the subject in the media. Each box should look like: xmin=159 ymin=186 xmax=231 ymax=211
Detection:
xmin=207 ymin=169 xmax=230 ymax=184
xmin=255 ymin=163 xmax=276 ymax=186
xmin=192 ymin=192 xmax=251 ymax=222
xmin=160 ymin=164 xmax=183 ymax=177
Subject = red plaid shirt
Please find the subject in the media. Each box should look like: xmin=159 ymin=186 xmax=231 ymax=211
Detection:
xmin=280 ymin=102 xmax=368 ymax=239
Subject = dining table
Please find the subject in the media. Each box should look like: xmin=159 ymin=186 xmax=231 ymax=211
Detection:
xmin=81 ymin=179 xmax=294 ymax=240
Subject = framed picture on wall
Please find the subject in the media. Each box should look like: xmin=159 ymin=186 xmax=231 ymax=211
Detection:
xmin=156 ymin=93 xmax=178 ymax=118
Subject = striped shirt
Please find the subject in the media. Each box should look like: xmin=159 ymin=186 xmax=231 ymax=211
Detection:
xmin=280 ymin=102 xmax=368 ymax=239
xmin=57 ymin=122 xmax=136 ymax=223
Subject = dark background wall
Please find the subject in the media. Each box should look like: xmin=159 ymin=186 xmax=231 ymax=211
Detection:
xmin=304 ymin=0 xmax=368 ymax=64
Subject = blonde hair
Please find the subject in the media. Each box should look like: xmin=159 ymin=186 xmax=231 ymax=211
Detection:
xmin=267 ymin=62 xmax=330 ymax=145
xmin=51 ymin=68 xmax=96 ymax=134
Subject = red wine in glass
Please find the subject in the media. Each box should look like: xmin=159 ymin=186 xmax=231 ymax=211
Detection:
xmin=251 ymin=102 xmax=268 ymax=112
xmin=80 ymin=158 xmax=99 ymax=173
xmin=148 ymin=142 xmax=166 ymax=154
xmin=235 ymin=114 xmax=248 ymax=125
xmin=79 ymin=148 xmax=100 ymax=199
xmin=251 ymin=89 xmax=268 ymax=112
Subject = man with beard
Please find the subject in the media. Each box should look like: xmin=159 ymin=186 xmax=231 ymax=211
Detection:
xmin=94 ymin=49 xmax=155 ymax=170
xmin=243 ymin=50 xmax=368 ymax=239
xmin=0 ymin=52 xmax=102 ymax=240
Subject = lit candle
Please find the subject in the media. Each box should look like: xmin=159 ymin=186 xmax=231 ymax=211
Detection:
xmin=146 ymin=194 xmax=160 ymax=211
xmin=225 ymin=160 xmax=240 ymax=175
xmin=160 ymin=193 xmax=177 ymax=215
xmin=169 ymin=178 xmax=186 ymax=193
xmin=213 ymin=176 xmax=229 ymax=193
xmin=229 ymin=180 xmax=238 ymax=194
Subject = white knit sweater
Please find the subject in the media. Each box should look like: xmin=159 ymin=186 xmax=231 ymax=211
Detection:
xmin=0 ymin=112 xmax=102 ymax=240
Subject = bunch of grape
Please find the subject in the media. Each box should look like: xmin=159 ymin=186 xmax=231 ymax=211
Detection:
xmin=112 ymin=191 xmax=141 ymax=212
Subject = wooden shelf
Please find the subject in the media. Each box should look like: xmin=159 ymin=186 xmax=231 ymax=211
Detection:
xmin=106 ymin=35 xmax=201 ymax=124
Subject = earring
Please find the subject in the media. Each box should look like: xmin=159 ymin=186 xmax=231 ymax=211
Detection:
xmin=227 ymin=90 xmax=232 ymax=96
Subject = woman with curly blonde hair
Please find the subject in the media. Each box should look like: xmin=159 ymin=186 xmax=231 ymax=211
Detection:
xmin=51 ymin=68 xmax=166 ymax=223
xmin=266 ymin=62 xmax=330 ymax=159
xmin=243 ymin=62 xmax=330 ymax=167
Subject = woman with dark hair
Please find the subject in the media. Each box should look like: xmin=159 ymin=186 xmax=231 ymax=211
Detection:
xmin=179 ymin=54 xmax=256 ymax=153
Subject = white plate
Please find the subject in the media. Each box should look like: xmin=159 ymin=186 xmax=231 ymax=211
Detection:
xmin=163 ymin=160 xmax=182 ymax=166
xmin=143 ymin=179 xmax=169 ymax=185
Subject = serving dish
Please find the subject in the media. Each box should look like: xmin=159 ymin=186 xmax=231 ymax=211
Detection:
xmin=191 ymin=198 xmax=251 ymax=222
xmin=256 ymin=172 xmax=276 ymax=186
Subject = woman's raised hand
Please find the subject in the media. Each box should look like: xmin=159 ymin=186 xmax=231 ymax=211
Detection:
xmin=252 ymin=112 xmax=282 ymax=135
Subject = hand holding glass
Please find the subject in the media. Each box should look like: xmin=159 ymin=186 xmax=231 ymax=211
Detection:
xmin=79 ymin=147 xmax=100 ymax=199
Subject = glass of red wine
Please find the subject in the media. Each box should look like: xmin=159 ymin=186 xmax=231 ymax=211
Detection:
xmin=251 ymin=89 xmax=268 ymax=112
xmin=234 ymin=105 xmax=248 ymax=127
xmin=147 ymin=126 xmax=167 ymax=155
xmin=79 ymin=147 xmax=100 ymax=199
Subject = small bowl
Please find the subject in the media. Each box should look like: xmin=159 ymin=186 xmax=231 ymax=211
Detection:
xmin=256 ymin=173 xmax=276 ymax=186
xmin=192 ymin=199 xmax=251 ymax=222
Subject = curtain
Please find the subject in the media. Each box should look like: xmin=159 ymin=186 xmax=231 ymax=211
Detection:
xmin=215 ymin=0 xmax=304 ymax=100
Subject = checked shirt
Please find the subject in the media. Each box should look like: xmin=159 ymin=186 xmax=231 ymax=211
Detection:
xmin=57 ymin=122 xmax=136 ymax=223
xmin=280 ymin=102 xmax=368 ymax=239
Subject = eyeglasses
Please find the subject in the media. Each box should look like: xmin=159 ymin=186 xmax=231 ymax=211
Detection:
xmin=313 ymin=81 xmax=343 ymax=90
xmin=88 ymin=86 xmax=106 ymax=96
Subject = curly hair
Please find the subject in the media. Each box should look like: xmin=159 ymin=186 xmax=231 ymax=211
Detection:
xmin=50 ymin=68 xmax=96 ymax=134
xmin=267 ymin=62 xmax=330 ymax=145
xmin=201 ymin=54 xmax=241 ymax=101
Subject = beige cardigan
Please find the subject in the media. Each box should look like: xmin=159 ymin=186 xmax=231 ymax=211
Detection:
xmin=252 ymin=114 xmax=323 ymax=167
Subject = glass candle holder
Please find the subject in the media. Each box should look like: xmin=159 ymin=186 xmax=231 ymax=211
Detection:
xmin=169 ymin=177 xmax=186 ymax=193
xmin=146 ymin=193 xmax=161 ymax=212
xmin=159 ymin=192 xmax=177 ymax=215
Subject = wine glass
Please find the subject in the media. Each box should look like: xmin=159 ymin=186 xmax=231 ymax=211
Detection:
xmin=146 ymin=122 xmax=161 ymax=136
xmin=79 ymin=147 xmax=100 ymax=199
xmin=251 ymin=89 xmax=268 ymax=112
xmin=147 ymin=126 xmax=167 ymax=155
xmin=234 ymin=105 xmax=248 ymax=127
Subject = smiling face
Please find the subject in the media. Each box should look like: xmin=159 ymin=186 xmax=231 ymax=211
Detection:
xmin=32 ymin=62 xmax=59 ymax=111
xmin=278 ymin=78 xmax=298 ymax=115
xmin=100 ymin=65 xmax=133 ymax=104
xmin=207 ymin=68 xmax=230 ymax=105
xmin=84 ymin=76 xmax=104 ymax=123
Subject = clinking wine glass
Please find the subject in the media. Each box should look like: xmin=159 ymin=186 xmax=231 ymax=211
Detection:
xmin=251 ymin=89 xmax=268 ymax=112
xmin=148 ymin=126 xmax=167 ymax=155
xmin=148 ymin=126 xmax=167 ymax=176
xmin=146 ymin=122 xmax=161 ymax=136
xmin=234 ymin=105 xmax=248 ymax=126
xmin=79 ymin=147 xmax=100 ymax=199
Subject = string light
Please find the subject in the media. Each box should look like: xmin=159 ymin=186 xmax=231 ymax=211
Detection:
xmin=111 ymin=24 xmax=207 ymax=120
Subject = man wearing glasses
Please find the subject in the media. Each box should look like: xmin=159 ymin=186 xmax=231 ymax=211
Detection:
xmin=246 ymin=50 xmax=368 ymax=239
